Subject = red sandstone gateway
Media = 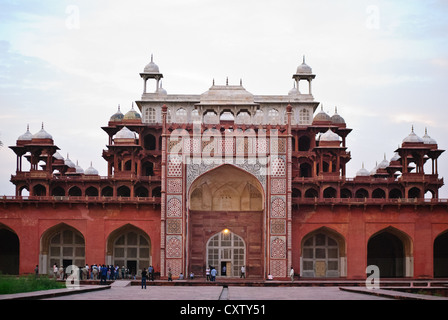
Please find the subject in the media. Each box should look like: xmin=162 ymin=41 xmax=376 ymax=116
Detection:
xmin=1 ymin=56 xmax=447 ymax=280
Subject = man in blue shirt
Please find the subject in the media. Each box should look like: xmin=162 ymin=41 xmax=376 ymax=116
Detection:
xmin=210 ymin=267 xmax=217 ymax=281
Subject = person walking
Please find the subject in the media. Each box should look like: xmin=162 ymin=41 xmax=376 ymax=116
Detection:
xmin=141 ymin=268 xmax=147 ymax=289
xmin=148 ymin=265 xmax=154 ymax=281
xmin=290 ymin=266 xmax=294 ymax=282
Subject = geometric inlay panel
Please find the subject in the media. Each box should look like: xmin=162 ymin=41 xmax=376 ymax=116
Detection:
xmin=168 ymin=156 xmax=183 ymax=177
xmin=270 ymin=196 xmax=286 ymax=218
xmin=167 ymin=178 xmax=183 ymax=194
xmin=271 ymin=156 xmax=286 ymax=177
xmin=166 ymin=258 xmax=182 ymax=278
xmin=270 ymin=236 xmax=286 ymax=259
xmin=166 ymin=235 xmax=182 ymax=258
xmin=270 ymin=259 xmax=287 ymax=278
xmin=270 ymin=219 xmax=286 ymax=234
xmin=167 ymin=196 xmax=182 ymax=217
xmin=166 ymin=219 xmax=182 ymax=234
xmin=271 ymin=178 xmax=286 ymax=194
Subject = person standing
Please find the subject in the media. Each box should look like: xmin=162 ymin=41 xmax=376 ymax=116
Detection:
xmin=290 ymin=266 xmax=294 ymax=282
xmin=210 ymin=267 xmax=217 ymax=282
xmin=206 ymin=266 xmax=210 ymax=281
xmin=148 ymin=265 xmax=154 ymax=281
xmin=168 ymin=267 xmax=173 ymax=281
xmin=240 ymin=265 xmax=246 ymax=279
xmin=141 ymin=268 xmax=147 ymax=289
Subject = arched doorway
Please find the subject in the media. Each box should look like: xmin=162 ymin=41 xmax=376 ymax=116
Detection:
xmin=301 ymin=228 xmax=346 ymax=278
xmin=107 ymin=225 xmax=151 ymax=276
xmin=0 ymin=225 xmax=19 ymax=274
xmin=41 ymin=224 xmax=85 ymax=274
xmin=367 ymin=228 xmax=412 ymax=278
xmin=188 ymin=164 xmax=264 ymax=278
xmin=434 ymin=231 xmax=448 ymax=278
xmin=206 ymin=230 xmax=245 ymax=277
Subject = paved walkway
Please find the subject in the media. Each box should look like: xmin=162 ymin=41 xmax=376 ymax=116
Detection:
xmin=2 ymin=280 xmax=448 ymax=301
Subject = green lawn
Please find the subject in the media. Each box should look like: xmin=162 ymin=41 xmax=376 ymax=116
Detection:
xmin=0 ymin=274 xmax=66 ymax=295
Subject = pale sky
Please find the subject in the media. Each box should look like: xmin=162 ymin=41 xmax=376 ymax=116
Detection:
xmin=1 ymin=0 xmax=448 ymax=197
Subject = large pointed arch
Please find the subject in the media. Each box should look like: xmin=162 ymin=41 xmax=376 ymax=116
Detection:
xmin=187 ymin=164 xmax=265 ymax=279
xmin=367 ymin=226 xmax=413 ymax=278
xmin=188 ymin=164 xmax=265 ymax=211
xmin=40 ymin=223 xmax=85 ymax=275
xmin=0 ymin=223 xmax=19 ymax=275
xmin=106 ymin=224 xmax=151 ymax=276
xmin=434 ymin=230 xmax=448 ymax=278
xmin=300 ymin=226 xmax=346 ymax=278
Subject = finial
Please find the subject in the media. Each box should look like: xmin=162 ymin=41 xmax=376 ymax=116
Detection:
xmin=362 ymin=162 xmax=365 ymax=169
xmin=27 ymin=124 xmax=30 ymax=131
xmin=151 ymin=54 xmax=153 ymax=62
xmin=41 ymin=122 xmax=44 ymax=129
xmin=321 ymin=103 xmax=324 ymax=111
xmin=226 ymin=77 xmax=229 ymax=86
xmin=335 ymin=106 xmax=338 ymax=114
xmin=411 ymin=125 xmax=414 ymax=133
xmin=240 ymin=78 xmax=242 ymax=86
xmin=303 ymin=55 xmax=305 ymax=64
xmin=384 ymin=153 xmax=386 ymax=160
xmin=425 ymin=127 xmax=428 ymax=135
xmin=118 ymin=104 xmax=121 ymax=111
xmin=212 ymin=78 xmax=215 ymax=86
xmin=131 ymin=102 xmax=134 ymax=110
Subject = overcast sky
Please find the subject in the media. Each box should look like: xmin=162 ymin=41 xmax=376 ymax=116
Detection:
xmin=1 ymin=0 xmax=448 ymax=197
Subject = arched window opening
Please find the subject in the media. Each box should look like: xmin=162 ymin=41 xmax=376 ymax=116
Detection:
xmin=355 ymin=188 xmax=369 ymax=199
xmin=68 ymin=186 xmax=82 ymax=197
xmin=305 ymin=188 xmax=318 ymax=199
xmin=101 ymin=186 xmax=113 ymax=197
xmin=298 ymin=135 xmax=311 ymax=151
xmin=135 ymin=186 xmax=149 ymax=198
xmin=299 ymin=162 xmax=312 ymax=178
xmin=151 ymin=186 xmax=161 ymax=198
xmin=85 ymin=186 xmax=99 ymax=197
xmin=142 ymin=161 xmax=154 ymax=176
xmin=144 ymin=134 xmax=157 ymax=151
xmin=117 ymin=186 xmax=131 ymax=197
xmin=52 ymin=186 xmax=65 ymax=197
xmin=372 ymin=188 xmax=386 ymax=199
xmin=389 ymin=189 xmax=402 ymax=199
xmin=408 ymin=187 xmax=421 ymax=199
xmin=33 ymin=184 xmax=46 ymax=197
xmin=340 ymin=188 xmax=352 ymax=198
xmin=323 ymin=187 xmax=337 ymax=198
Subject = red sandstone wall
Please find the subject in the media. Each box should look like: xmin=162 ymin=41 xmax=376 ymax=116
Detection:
xmin=292 ymin=204 xmax=448 ymax=279
xmin=0 ymin=203 xmax=161 ymax=274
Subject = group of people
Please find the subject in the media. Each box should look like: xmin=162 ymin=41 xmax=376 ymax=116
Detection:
xmin=203 ymin=265 xmax=246 ymax=281
xmin=51 ymin=263 xmax=156 ymax=283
